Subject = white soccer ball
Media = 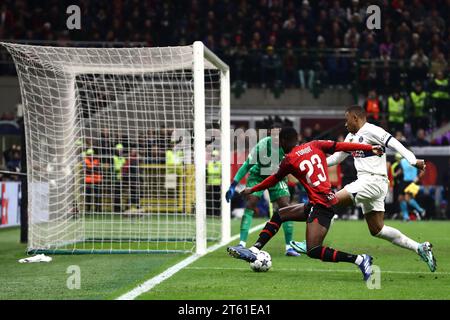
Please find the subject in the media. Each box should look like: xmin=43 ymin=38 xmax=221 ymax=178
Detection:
xmin=250 ymin=250 xmax=272 ymax=272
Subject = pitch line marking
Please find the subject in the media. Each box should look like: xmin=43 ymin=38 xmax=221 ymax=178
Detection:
xmin=185 ymin=266 xmax=449 ymax=275
xmin=115 ymin=223 xmax=266 ymax=300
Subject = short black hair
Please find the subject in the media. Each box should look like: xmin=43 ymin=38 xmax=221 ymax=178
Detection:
xmin=345 ymin=105 xmax=366 ymax=119
xmin=279 ymin=127 xmax=298 ymax=141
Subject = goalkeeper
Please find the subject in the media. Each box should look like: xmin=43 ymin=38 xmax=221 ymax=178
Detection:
xmin=225 ymin=127 xmax=300 ymax=256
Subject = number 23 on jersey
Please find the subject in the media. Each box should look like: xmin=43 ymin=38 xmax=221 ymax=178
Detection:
xmin=299 ymin=154 xmax=327 ymax=187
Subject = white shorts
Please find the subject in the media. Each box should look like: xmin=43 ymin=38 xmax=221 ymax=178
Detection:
xmin=344 ymin=174 xmax=389 ymax=214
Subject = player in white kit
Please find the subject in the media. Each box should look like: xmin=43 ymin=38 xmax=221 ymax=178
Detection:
xmin=291 ymin=106 xmax=436 ymax=272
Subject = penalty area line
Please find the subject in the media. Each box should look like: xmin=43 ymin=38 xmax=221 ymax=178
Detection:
xmin=115 ymin=222 xmax=266 ymax=300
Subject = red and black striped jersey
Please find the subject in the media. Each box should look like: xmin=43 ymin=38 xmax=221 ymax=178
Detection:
xmin=250 ymin=140 xmax=373 ymax=207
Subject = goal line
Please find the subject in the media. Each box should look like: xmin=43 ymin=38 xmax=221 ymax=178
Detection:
xmin=115 ymin=222 xmax=266 ymax=300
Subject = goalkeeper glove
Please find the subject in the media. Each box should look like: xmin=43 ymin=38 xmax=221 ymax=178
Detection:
xmin=225 ymin=181 xmax=238 ymax=203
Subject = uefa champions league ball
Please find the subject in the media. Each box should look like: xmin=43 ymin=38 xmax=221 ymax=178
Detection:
xmin=250 ymin=250 xmax=272 ymax=272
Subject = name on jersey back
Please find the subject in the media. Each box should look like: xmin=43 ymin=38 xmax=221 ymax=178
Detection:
xmin=295 ymin=146 xmax=312 ymax=156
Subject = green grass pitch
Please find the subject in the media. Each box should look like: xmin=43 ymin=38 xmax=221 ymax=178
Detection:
xmin=1 ymin=219 xmax=449 ymax=300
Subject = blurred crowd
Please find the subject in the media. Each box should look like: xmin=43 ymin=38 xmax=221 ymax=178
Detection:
xmin=0 ymin=0 xmax=449 ymax=214
xmin=0 ymin=112 xmax=22 ymax=181
xmin=1 ymin=0 xmax=449 ymax=130
xmin=300 ymin=120 xmax=448 ymax=148
xmin=360 ymin=82 xmax=450 ymax=143
xmin=0 ymin=143 xmax=21 ymax=181
xmin=0 ymin=0 xmax=449 ymax=92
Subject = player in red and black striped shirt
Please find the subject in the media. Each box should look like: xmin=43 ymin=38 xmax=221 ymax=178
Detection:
xmin=227 ymin=128 xmax=384 ymax=281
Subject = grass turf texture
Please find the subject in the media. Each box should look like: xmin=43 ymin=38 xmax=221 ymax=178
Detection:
xmin=0 ymin=226 xmax=189 ymax=300
xmin=0 ymin=219 xmax=449 ymax=299
xmin=27 ymin=214 xmax=222 ymax=253
xmin=138 ymin=220 xmax=450 ymax=300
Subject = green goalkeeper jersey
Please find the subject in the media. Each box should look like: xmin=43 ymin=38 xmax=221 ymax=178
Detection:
xmin=233 ymin=136 xmax=285 ymax=182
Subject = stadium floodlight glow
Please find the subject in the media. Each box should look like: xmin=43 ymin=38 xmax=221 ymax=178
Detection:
xmin=2 ymin=41 xmax=230 ymax=255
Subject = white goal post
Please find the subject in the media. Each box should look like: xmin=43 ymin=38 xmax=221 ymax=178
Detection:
xmin=2 ymin=41 xmax=230 ymax=255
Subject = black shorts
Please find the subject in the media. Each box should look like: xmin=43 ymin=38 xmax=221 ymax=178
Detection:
xmin=305 ymin=203 xmax=335 ymax=229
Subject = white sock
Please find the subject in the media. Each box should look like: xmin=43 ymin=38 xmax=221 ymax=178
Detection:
xmin=285 ymin=244 xmax=291 ymax=251
xmin=239 ymin=241 xmax=246 ymax=247
xmin=249 ymin=246 xmax=260 ymax=254
xmin=375 ymin=225 xmax=419 ymax=253
xmin=355 ymin=255 xmax=364 ymax=265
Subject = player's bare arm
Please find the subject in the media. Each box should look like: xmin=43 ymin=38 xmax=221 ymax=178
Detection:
xmin=414 ymin=159 xmax=426 ymax=171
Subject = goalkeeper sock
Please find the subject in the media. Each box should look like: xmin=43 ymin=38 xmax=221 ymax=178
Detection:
xmin=282 ymin=220 xmax=294 ymax=247
xmin=375 ymin=225 xmax=419 ymax=253
xmin=307 ymin=245 xmax=359 ymax=264
xmin=253 ymin=210 xmax=283 ymax=250
xmin=240 ymin=209 xmax=254 ymax=243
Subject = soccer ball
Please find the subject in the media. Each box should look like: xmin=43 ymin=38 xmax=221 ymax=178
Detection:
xmin=250 ymin=250 xmax=272 ymax=272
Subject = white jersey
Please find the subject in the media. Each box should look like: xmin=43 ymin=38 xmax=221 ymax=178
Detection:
xmin=344 ymin=122 xmax=390 ymax=176
xmin=327 ymin=122 xmax=417 ymax=178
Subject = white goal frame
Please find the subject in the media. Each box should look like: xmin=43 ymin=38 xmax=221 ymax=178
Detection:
xmin=193 ymin=41 xmax=230 ymax=254
xmin=2 ymin=41 xmax=230 ymax=255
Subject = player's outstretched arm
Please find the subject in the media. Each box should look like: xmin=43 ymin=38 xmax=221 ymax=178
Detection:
xmin=240 ymin=174 xmax=281 ymax=196
xmin=241 ymin=156 xmax=292 ymax=196
xmin=323 ymin=141 xmax=380 ymax=167
xmin=318 ymin=140 xmax=348 ymax=167
xmin=233 ymin=158 xmax=252 ymax=182
xmin=387 ymin=137 xmax=426 ymax=171
xmin=370 ymin=125 xmax=425 ymax=171
xmin=334 ymin=141 xmax=381 ymax=154
xmin=326 ymin=151 xmax=348 ymax=167
xmin=226 ymin=139 xmax=267 ymax=201
xmin=226 ymin=158 xmax=254 ymax=202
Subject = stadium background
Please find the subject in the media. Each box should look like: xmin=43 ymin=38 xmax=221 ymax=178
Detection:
xmin=0 ymin=0 xmax=449 ymax=301
xmin=1 ymin=0 xmax=448 ymax=223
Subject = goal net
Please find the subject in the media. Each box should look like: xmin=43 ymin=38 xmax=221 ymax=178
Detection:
xmin=2 ymin=41 xmax=230 ymax=254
